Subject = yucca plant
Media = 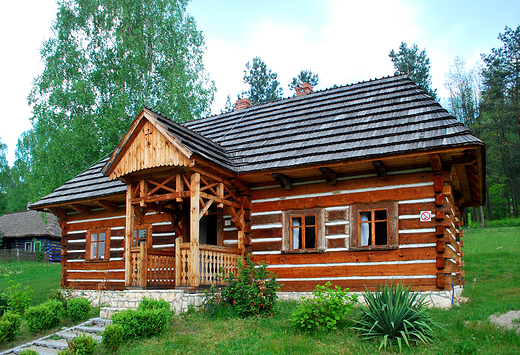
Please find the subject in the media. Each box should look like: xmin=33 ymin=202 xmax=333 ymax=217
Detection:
xmin=353 ymin=283 xmax=441 ymax=352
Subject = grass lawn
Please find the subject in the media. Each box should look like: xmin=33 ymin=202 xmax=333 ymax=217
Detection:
xmin=107 ymin=226 xmax=519 ymax=355
xmin=0 ymin=261 xmax=62 ymax=306
xmin=1 ymin=226 xmax=520 ymax=354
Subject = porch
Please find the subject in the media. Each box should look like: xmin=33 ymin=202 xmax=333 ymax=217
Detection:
xmin=128 ymin=238 xmax=242 ymax=289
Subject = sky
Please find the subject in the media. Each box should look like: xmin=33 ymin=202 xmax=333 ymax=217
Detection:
xmin=0 ymin=0 xmax=518 ymax=166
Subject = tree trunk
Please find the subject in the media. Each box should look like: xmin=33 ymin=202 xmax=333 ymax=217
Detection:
xmin=480 ymin=205 xmax=486 ymax=228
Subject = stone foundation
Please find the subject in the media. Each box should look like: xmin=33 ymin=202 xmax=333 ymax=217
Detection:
xmin=74 ymin=286 xmax=463 ymax=319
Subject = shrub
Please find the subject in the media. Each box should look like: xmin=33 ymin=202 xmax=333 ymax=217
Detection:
xmin=0 ymin=274 xmax=33 ymax=314
xmin=291 ymin=282 xmax=357 ymax=332
xmin=111 ymin=307 xmax=170 ymax=340
xmin=138 ymin=296 xmax=170 ymax=311
xmin=102 ymin=323 xmax=124 ymax=353
xmin=0 ymin=311 xmax=21 ymax=343
xmin=25 ymin=299 xmax=65 ymax=333
xmin=58 ymin=333 xmax=97 ymax=355
xmin=19 ymin=350 xmax=39 ymax=355
xmin=67 ymin=298 xmax=91 ymax=323
xmin=353 ymin=283 xmax=440 ymax=352
xmin=215 ymin=255 xmax=280 ymax=318
xmin=48 ymin=287 xmax=75 ymax=311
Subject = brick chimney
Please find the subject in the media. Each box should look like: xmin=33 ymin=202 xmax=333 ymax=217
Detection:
xmin=295 ymin=83 xmax=314 ymax=96
xmin=235 ymin=98 xmax=252 ymax=110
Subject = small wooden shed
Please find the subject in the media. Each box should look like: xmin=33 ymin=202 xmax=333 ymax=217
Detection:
xmin=0 ymin=210 xmax=62 ymax=262
xmin=30 ymin=75 xmax=485 ymax=292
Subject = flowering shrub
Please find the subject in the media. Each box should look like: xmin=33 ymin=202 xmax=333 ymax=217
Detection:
xmin=208 ymin=255 xmax=280 ymax=318
xmin=291 ymin=282 xmax=357 ymax=332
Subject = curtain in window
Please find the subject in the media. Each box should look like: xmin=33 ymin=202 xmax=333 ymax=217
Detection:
xmin=292 ymin=217 xmax=301 ymax=249
xmin=360 ymin=212 xmax=370 ymax=246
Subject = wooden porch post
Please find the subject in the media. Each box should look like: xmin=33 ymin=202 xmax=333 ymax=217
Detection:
xmin=175 ymin=237 xmax=182 ymax=286
xmin=139 ymin=241 xmax=148 ymax=287
xmin=125 ymin=183 xmax=135 ymax=286
xmin=189 ymin=172 xmax=200 ymax=287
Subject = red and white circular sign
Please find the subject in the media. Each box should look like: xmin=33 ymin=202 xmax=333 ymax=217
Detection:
xmin=420 ymin=211 xmax=431 ymax=222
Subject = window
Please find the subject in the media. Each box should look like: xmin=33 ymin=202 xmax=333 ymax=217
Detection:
xmin=87 ymin=229 xmax=110 ymax=260
xmin=283 ymin=208 xmax=324 ymax=253
xmin=350 ymin=202 xmax=398 ymax=250
xmin=24 ymin=241 xmax=41 ymax=252
xmin=133 ymin=224 xmax=151 ymax=247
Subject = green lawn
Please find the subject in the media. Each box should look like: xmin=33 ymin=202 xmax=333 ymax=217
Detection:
xmin=1 ymin=226 xmax=520 ymax=354
xmin=0 ymin=261 xmax=62 ymax=306
xmin=108 ymin=226 xmax=519 ymax=355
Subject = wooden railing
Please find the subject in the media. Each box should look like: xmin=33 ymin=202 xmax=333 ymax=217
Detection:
xmin=130 ymin=239 xmax=242 ymax=288
xmin=199 ymin=244 xmax=242 ymax=286
xmin=147 ymin=249 xmax=175 ymax=287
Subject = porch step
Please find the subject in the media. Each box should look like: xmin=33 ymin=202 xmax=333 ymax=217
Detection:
xmin=0 ymin=318 xmax=111 ymax=355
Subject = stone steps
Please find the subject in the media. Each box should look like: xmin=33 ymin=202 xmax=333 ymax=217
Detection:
xmin=0 ymin=318 xmax=112 ymax=355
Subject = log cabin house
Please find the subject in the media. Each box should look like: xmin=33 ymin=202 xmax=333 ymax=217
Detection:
xmin=0 ymin=210 xmax=62 ymax=262
xmin=30 ymin=75 xmax=485 ymax=296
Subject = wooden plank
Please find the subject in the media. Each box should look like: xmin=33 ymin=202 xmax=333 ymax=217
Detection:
xmin=252 ymin=185 xmax=434 ymax=213
xmin=252 ymin=172 xmax=433 ymax=201
xmin=433 ymin=174 xmax=443 ymax=193
xmin=278 ymin=278 xmax=438 ymax=292
xmin=67 ymin=260 xmax=125 ymax=270
xmin=267 ymin=262 xmax=437 ymax=279
xmin=67 ymin=218 xmax=126 ymax=232
xmin=125 ymin=183 xmax=134 ymax=286
xmin=189 ymin=172 xmax=200 ymax=287
xmin=252 ymin=247 xmax=437 ymax=265
xmin=436 ymin=273 xmax=446 ymax=288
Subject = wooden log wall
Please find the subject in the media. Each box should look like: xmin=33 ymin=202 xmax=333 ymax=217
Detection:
xmin=4 ymin=238 xmax=61 ymax=263
xmin=248 ymin=168 xmax=464 ymax=292
xmin=61 ymin=205 xmax=179 ymax=290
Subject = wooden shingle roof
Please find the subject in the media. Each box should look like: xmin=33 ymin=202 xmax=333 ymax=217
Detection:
xmin=30 ymin=75 xmax=484 ymax=209
xmin=30 ymin=159 xmax=126 ymax=209
xmin=0 ymin=210 xmax=61 ymax=239
xmin=184 ymin=75 xmax=482 ymax=173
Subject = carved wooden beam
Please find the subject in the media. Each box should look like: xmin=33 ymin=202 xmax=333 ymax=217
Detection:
xmin=372 ymin=161 xmax=387 ymax=179
xmin=319 ymin=167 xmax=337 ymax=185
xmin=68 ymin=204 xmax=91 ymax=215
xmin=447 ymin=153 xmax=476 ymax=167
xmin=46 ymin=208 xmax=67 ymax=220
xmin=430 ymin=154 xmax=443 ymax=172
xmin=272 ymin=173 xmax=292 ymax=190
xmin=229 ymin=177 xmax=251 ymax=196
xmin=94 ymin=200 xmax=119 ymax=211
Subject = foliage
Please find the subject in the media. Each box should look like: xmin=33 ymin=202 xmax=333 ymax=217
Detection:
xmin=111 ymin=307 xmax=170 ymax=340
xmin=67 ymin=298 xmax=91 ymax=323
xmin=58 ymin=333 xmax=97 ymax=355
xmin=480 ymin=25 xmax=520 ymax=220
xmin=138 ymin=296 xmax=171 ymax=311
xmin=389 ymin=41 xmax=438 ymax=100
xmin=0 ymin=311 xmax=21 ymax=343
xmin=217 ymin=254 xmax=280 ymax=318
xmin=444 ymin=56 xmax=483 ymax=133
xmin=11 ymin=0 xmax=215 ymax=207
xmin=25 ymin=299 xmax=65 ymax=333
xmin=353 ymin=283 xmax=439 ymax=351
xmin=242 ymin=57 xmax=283 ymax=105
xmin=18 ymin=350 xmax=39 ymax=355
xmin=289 ymin=70 xmax=319 ymax=91
xmin=48 ymin=287 xmax=75 ymax=311
xmin=0 ymin=138 xmax=9 ymax=215
xmin=102 ymin=323 xmax=124 ymax=353
xmin=0 ymin=273 xmax=33 ymax=314
xmin=291 ymin=282 xmax=357 ymax=332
